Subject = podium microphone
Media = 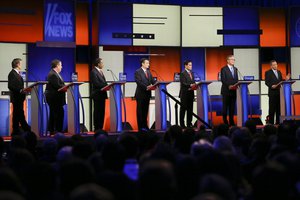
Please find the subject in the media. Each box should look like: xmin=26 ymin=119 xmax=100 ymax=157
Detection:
xmin=150 ymin=69 xmax=164 ymax=81
xmin=235 ymin=66 xmax=244 ymax=80
xmin=107 ymin=69 xmax=119 ymax=81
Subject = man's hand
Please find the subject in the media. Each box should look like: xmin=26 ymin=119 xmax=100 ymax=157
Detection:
xmin=271 ymin=84 xmax=277 ymax=89
xmin=147 ymin=84 xmax=156 ymax=90
xmin=190 ymin=83 xmax=197 ymax=90
xmin=286 ymin=73 xmax=291 ymax=81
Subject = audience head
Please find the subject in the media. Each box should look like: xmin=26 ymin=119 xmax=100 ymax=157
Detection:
xmin=138 ymin=159 xmax=177 ymax=200
xmin=70 ymin=183 xmax=114 ymax=200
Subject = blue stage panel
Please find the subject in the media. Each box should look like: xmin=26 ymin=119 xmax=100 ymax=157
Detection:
xmin=99 ymin=3 xmax=133 ymax=46
xmin=181 ymin=48 xmax=205 ymax=80
xmin=290 ymin=7 xmax=300 ymax=46
xmin=0 ymin=99 xmax=10 ymax=136
xmin=223 ymin=7 xmax=259 ymax=46
xmin=124 ymin=53 xmax=148 ymax=82
xmin=211 ymin=94 xmax=260 ymax=116
xmin=27 ymin=44 xmax=75 ymax=82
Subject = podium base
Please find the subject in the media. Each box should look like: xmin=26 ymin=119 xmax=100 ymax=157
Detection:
xmin=151 ymin=121 xmax=171 ymax=130
xmin=249 ymin=117 xmax=263 ymax=126
xmin=122 ymin=122 xmax=133 ymax=130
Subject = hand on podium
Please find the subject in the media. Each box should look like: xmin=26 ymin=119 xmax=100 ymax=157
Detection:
xmin=21 ymin=88 xmax=31 ymax=94
xmin=229 ymin=85 xmax=237 ymax=90
xmin=147 ymin=84 xmax=156 ymax=91
xmin=286 ymin=73 xmax=291 ymax=81
xmin=190 ymin=83 xmax=198 ymax=90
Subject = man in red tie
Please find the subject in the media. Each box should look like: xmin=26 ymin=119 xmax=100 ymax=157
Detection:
xmin=8 ymin=58 xmax=31 ymax=135
xmin=134 ymin=58 xmax=156 ymax=131
xmin=179 ymin=60 xmax=196 ymax=128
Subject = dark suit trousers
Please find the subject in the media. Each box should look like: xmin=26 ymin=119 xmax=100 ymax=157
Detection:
xmin=222 ymin=94 xmax=236 ymax=125
xmin=180 ymin=93 xmax=194 ymax=127
xmin=93 ymin=98 xmax=106 ymax=131
xmin=136 ymin=97 xmax=150 ymax=130
xmin=268 ymin=94 xmax=280 ymax=124
xmin=12 ymin=99 xmax=30 ymax=133
xmin=48 ymin=103 xmax=64 ymax=132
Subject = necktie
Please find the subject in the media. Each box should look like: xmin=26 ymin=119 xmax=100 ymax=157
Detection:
xmin=58 ymin=73 xmax=63 ymax=81
xmin=188 ymin=71 xmax=192 ymax=80
xmin=274 ymin=70 xmax=278 ymax=79
xmin=99 ymin=69 xmax=104 ymax=77
xmin=230 ymin=67 xmax=234 ymax=77
xmin=145 ymin=70 xmax=148 ymax=79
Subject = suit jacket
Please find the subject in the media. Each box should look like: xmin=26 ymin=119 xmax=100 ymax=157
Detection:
xmin=8 ymin=69 xmax=25 ymax=103
xmin=220 ymin=65 xmax=238 ymax=95
xmin=90 ymin=67 xmax=108 ymax=100
xmin=45 ymin=69 xmax=66 ymax=106
xmin=265 ymin=69 xmax=282 ymax=96
xmin=179 ymin=70 xmax=195 ymax=98
xmin=134 ymin=68 xmax=155 ymax=100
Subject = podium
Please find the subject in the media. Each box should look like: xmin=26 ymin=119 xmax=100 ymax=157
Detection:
xmin=278 ymin=81 xmax=295 ymax=122
xmin=195 ymin=81 xmax=212 ymax=128
xmin=59 ymin=82 xmax=84 ymax=134
xmin=101 ymin=81 xmax=126 ymax=132
xmin=235 ymin=81 xmax=252 ymax=127
xmin=148 ymin=82 xmax=171 ymax=131
xmin=24 ymin=81 xmax=47 ymax=137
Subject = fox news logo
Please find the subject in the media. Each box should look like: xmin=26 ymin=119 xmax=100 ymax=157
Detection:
xmin=45 ymin=3 xmax=74 ymax=41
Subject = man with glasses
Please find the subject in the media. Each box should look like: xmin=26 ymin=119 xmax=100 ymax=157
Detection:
xmin=220 ymin=55 xmax=238 ymax=126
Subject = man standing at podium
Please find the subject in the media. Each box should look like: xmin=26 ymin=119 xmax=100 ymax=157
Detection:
xmin=8 ymin=58 xmax=31 ymax=135
xmin=179 ymin=60 xmax=196 ymax=128
xmin=134 ymin=58 xmax=156 ymax=130
xmin=90 ymin=58 xmax=108 ymax=131
xmin=221 ymin=55 xmax=238 ymax=126
xmin=45 ymin=59 xmax=65 ymax=134
xmin=265 ymin=60 xmax=290 ymax=125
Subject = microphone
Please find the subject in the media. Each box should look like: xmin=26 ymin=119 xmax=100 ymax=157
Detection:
xmin=235 ymin=66 xmax=244 ymax=80
xmin=192 ymin=71 xmax=203 ymax=81
xmin=150 ymin=69 xmax=164 ymax=81
xmin=107 ymin=69 xmax=119 ymax=81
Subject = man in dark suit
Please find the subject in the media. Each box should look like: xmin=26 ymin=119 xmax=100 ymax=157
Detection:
xmin=221 ymin=55 xmax=239 ymax=126
xmin=90 ymin=58 xmax=108 ymax=131
xmin=265 ymin=60 xmax=290 ymax=124
xmin=134 ymin=58 xmax=156 ymax=130
xmin=8 ymin=58 xmax=31 ymax=134
xmin=179 ymin=60 xmax=196 ymax=128
xmin=45 ymin=59 xmax=65 ymax=134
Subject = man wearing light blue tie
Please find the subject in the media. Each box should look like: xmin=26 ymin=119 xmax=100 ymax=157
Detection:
xmin=220 ymin=55 xmax=238 ymax=126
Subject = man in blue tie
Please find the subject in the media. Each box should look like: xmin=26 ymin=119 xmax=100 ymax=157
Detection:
xmin=220 ymin=55 xmax=238 ymax=126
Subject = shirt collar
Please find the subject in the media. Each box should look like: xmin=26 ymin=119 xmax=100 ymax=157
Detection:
xmin=13 ymin=68 xmax=19 ymax=74
xmin=141 ymin=67 xmax=147 ymax=72
xmin=227 ymin=64 xmax=233 ymax=69
xmin=95 ymin=66 xmax=103 ymax=73
xmin=185 ymin=69 xmax=191 ymax=73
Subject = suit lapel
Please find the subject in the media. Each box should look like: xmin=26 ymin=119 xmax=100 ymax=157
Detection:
xmin=96 ymin=68 xmax=105 ymax=82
